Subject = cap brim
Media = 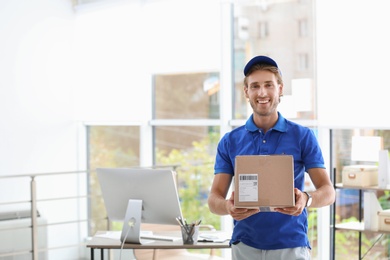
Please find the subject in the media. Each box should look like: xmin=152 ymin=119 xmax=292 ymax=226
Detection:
xmin=244 ymin=56 xmax=278 ymax=76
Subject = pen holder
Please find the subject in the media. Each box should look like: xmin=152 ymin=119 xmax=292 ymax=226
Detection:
xmin=181 ymin=225 xmax=199 ymax=245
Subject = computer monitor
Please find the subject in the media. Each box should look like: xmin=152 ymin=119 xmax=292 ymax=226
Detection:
xmin=96 ymin=168 xmax=183 ymax=244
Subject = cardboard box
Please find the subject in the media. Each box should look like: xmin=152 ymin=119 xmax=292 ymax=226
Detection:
xmin=234 ymin=155 xmax=295 ymax=209
xmin=378 ymin=209 xmax=390 ymax=232
xmin=364 ymin=191 xmax=382 ymax=231
xmin=342 ymin=165 xmax=378 ymax=187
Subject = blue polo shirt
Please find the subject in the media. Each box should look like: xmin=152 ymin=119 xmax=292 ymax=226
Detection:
xmin=214 ymin=112 xmax=325 ymax=250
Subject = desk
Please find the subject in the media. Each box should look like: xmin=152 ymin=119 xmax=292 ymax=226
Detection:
xmin=87 ymin=231 xmax=231 ymax=260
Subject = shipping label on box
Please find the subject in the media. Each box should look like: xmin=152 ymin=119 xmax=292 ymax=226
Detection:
xmin=234 ymin=155 xmax=295 ymax=209
xmin=342 ymin=165 xmax=378 ymax=187
xmin=238 ymin=173 xmax=259 ymax=202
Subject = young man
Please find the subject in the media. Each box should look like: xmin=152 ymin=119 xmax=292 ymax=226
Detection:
xmin=208 ymin=56 xmax=335 ymax=260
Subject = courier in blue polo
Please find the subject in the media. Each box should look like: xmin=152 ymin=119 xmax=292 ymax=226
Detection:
xmin=207 ymin=55 xmax=335 ymax=260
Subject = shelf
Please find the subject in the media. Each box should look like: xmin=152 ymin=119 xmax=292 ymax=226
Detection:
xmin=330 ymin=128 xmax=390 ymax=259
xmin=335 ymin=221 xmax=364 ymax=231
xmin=335 ymin=222 xmax=390 ymax=234
xmin=335 ymin=183 xmax=390 ymax=191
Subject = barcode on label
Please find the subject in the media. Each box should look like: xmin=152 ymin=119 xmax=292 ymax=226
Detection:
xmin=239 ymin=174 xmax=258 ymax=181
xmin=238 ymin=173 xmax=259 ymax=202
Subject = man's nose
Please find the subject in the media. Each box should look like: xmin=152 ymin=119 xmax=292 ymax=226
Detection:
xmin=257 ymin=86 xmax=267 ymax=97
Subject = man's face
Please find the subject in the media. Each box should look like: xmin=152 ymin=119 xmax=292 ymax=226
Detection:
xmin=244 ymin=69 xmax=283 ymax=117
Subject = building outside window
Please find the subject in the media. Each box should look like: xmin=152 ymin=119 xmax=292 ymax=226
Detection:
xmin=232 ymin=0 xmax=316 ymax=121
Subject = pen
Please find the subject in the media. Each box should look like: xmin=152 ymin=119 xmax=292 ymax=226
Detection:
xmin=176 ymin=216 xmax=190 ymax=234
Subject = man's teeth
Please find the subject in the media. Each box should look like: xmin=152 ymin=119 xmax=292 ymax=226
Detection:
xmin=258 ymin=100 xmax=268 ymax=103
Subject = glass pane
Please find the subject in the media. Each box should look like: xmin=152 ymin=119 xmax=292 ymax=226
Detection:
xmin=87 ymin=126 xmax=140 ymax=234
xmin=233 ymin=0 xmax=316 ymax=120
xmin=154 ymin=72 xmax=220 ymax=119
xmin=154 ymin=126 xmax=220 ymax=229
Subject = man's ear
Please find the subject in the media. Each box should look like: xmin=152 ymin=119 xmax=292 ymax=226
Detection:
xmin=278 ymin=83 xmax=284 ymax=96
xmin=244 ymin=85 xmax=249 ymax=98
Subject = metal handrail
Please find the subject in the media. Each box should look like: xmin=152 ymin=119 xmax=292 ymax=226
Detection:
xmin=0 ymin=170 xmax=91 ymax=180
xmin=0 ymin=165 xmax=181 ymax=259
xmin=0 ymin=170 xmax=92 ymax=259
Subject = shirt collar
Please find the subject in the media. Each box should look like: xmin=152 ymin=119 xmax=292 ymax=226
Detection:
xmin=245 ymin=112 xmax=287 ymax=133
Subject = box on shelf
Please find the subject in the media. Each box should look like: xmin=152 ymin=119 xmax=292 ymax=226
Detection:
xmin=341 ymin=165 xmax=378 ymax=187
xmin=378 ymin=209 xmax=390 ymax=232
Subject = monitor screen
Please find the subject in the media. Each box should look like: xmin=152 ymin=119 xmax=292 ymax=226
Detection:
xmin=96 ymin=168 xmax=183 ymax=226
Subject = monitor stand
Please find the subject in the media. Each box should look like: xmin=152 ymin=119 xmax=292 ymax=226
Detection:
xmin=120 ymin=199 xmax=142 ymax=244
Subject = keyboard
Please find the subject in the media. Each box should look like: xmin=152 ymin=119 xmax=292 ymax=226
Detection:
xmin=140 ymin=232 xmax=181 ymax=241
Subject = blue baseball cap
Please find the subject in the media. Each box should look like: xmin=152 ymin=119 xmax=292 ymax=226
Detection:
xmin=243 ymin=55 xmax=279 ymax=76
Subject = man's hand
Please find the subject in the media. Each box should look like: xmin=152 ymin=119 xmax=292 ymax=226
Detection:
xmin=274 ymin=188 xmax=307 ymax=216
xmin=226 ymin=192 xmax=260 ymax=221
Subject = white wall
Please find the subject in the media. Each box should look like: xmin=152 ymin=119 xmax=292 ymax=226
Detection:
xmin=316 ymin=0 xmax=390 ymax=128
xmin=72 ymin=0 xmax=221 ymax=122
xmin=0 ymin=0 xmax=77 ymax=174
xmin=0 ymin=1 xmax=84 ymax=259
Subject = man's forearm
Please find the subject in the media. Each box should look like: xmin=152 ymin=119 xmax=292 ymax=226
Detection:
xmin=309 ymin=184 xmax=335 ymax=208
xmin=208 ymin=193 xmax=229 ymax=215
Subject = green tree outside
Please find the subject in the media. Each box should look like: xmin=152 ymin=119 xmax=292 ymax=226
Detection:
xmin=156 ymin=131 xmax=221 ymax=230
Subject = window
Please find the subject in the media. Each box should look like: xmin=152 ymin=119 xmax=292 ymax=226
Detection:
xmin=298 ymin=53 xmax=309 ymax=71
xmin=87 ymin=125 xmax=140 ymax=233
xmin=233 ymin=1 xmax=316 ymax=121
xmin=298 ymin=19 xmax=308 ymax=37
xmin=153 ymin=71 xmax=222 ymax=229
xmin=235 ymin=17 xmax=249 ymax=40
xmin=154 ymin=125 xmax=220 ymax=228
xmin=258 ymin=21 xmax=269 ymax=39
xmin=153 ymin=72 xmax=220 ymax=120
xmin=84 ymin=1 xmax=320 ymax=257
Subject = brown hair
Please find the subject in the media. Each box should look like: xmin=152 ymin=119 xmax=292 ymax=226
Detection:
xmin=243 ymin=64 xmax=283 ymax=87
